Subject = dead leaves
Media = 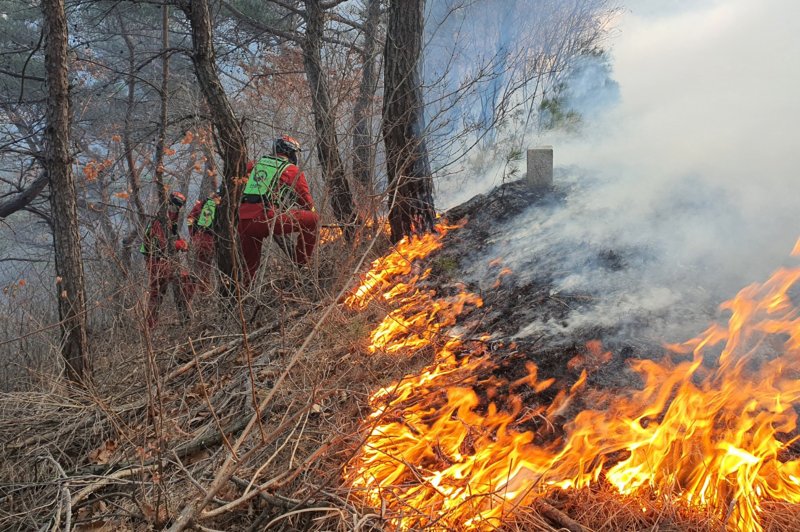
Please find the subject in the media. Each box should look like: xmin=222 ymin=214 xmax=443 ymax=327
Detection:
xmin=140 ymin=501 xmax=169 ymax=527
xmin=82 ymin=159 xmax=113 ymax=181
xmin=88 ymin=439 xmax=118 ymax=465
xmin=75 ymin=500 xmax=118 ymax=531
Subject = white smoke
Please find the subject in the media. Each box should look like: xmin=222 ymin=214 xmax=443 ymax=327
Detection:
xmin=446 ymin=0 xmax=800 ymax=344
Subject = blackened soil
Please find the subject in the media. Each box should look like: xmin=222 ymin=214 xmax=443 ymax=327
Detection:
xmin=420 ymin=179 xmax=800 ymax=459
xmin=394 ymin=180 xmax=667 ymax=446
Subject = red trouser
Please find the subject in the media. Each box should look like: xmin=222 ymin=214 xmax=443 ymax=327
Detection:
xmin=146 ymin=257 xmax=193 ymax=328
xmin=238 ymin=203 xmax=319 ymax=281
xmin=190 ymin=231 xmax=215 ymax=292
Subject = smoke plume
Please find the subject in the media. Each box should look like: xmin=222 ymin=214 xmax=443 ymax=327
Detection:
xmin=441 ymin=0 xmax=800 ymax=344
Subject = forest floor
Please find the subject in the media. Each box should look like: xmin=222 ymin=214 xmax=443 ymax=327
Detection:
xmin=1 ymin=180 xmax=798 ymax=531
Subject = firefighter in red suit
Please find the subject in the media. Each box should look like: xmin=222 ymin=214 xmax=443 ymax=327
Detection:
xmin=238 ymin=135 xmax=319 ymax=282
xmin=140 ymin=191 xmax=192 ymax=328
xmin=186 ymin=190 xmax=220 ymax=292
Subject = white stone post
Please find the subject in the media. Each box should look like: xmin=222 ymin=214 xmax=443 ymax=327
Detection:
xmin=526 ymin=146 xmax=553 ymax=188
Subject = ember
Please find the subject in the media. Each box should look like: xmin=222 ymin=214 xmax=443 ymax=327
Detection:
xmin=346 ymin=224 xmax=800 ymax=530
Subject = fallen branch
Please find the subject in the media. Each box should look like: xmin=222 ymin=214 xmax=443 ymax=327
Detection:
xmin=38 ymin=454 xmax=71 ymax=532
xmin=71 ymin=464 xmax=159 ymax=508
xmin=165 ymin=319 xmax=292 ymax=382
xmin=230 ymin=476 xmax=301 ymax=510
xmin=261 ymin=506 xmax=346 ymax=530
xmin=10 ymin=327 xmax=281 ymax=454
xmin=11 ymin=325 xmax=291 ymax=479
xmin=189 ymin=337 xmax=234 ymax=455
xmin=77 ymin=406 xmax=260 ymax=476
xmin=199 ymin=435 xmax=334 ymax=520
xmin=533 ymin=499 xmax=586 ymax=532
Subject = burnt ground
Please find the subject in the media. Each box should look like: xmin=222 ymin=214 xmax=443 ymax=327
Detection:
xmin=438 ymin=179 xmax=658 ymax=395
xmin=393 ymin=178 xmax=800 ymax=530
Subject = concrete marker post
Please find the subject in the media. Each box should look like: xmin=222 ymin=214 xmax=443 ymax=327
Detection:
xmin=527 ymin=146 xmax=553 ymax=188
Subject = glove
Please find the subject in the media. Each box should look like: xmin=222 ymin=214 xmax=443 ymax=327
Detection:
xmin=175 ymin=239 xmax=188 ymax=252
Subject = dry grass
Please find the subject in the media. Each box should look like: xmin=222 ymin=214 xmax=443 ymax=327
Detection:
xmin=0 ymin=229 xmax=412 ymax=530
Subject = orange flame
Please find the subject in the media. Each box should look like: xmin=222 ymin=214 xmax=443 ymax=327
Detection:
xmin=319 ymin=227 xmax=342 ymax=246
xmin=347 ymin=225 xmax=800 ymax=530
xmin=369 ymin=291 xmax=483 ymax=354
xmin=345 ymin=222 xmax=463 ymax=310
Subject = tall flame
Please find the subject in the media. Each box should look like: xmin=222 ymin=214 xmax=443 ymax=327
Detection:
xmin=345 ymin=223 xmax=800 ymax=530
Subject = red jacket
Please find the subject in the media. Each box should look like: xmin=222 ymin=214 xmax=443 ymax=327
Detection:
xmin=187 ymin=200 xmax=203 ymax=224
xmin=142 ymin=216 xmax=178 ymax=257
xmin=187 ymin=200 xmax=203 ymax=234
xmin=277 ymin=163 xmax=314 ymax=210
xmin=140 ymin=212 xmax=185 ymax=257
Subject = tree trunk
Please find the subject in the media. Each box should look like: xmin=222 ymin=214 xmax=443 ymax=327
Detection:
xmin=119 ymin=16 xmax=147 ymax=228
xmin=352 ymin=0 xmax=381 ymax=192
xmin=382 ymin=0 xmax=435 ymax=243
xmin=301 ymin=0 xmax=356 ymax=239
xmin=179 ymin=0 xmax=248 ymax=294
xmin=118 ymin=16 xmax=148 ymax=270
xmin=153 ymin=1 xmax=171 ymax=235
xmin=156 ymin=2 xmax=190 ymax=320
xmin=42 ymin=0 xmax=90 ymax=381
xmin=199 ymin=139 xmax=219 ymax=199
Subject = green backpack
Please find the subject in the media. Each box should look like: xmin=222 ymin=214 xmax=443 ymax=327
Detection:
xmin=243 ymin=156 xmax=302 ymax=210
xmin=243 ymin=156 xmax=289 ymax=198
xmin=196 ymin=199 xmax=217 ymax=229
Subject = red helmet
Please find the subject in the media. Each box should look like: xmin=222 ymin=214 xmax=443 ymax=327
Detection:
xmin=169 ymin=191 xmax=186 ymax=207
xmin=274 ymin=135 xmax=302 ymax=165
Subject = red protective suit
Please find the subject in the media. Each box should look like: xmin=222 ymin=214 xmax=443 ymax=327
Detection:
xmin=187 ymin=200 xmax=215 ymax=292
xmin=238 ymin=158 xmax=319 ymax=282
xmin=142 ymin=214 xmax=192 ymax=328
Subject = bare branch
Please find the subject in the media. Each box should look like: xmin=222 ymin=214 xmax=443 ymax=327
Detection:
xmin=0 ymin=67 xmax=46 ymax=83
xmin=0 ymin=171 xmax=48 ymax=219
xmin=220 ymin=0 xmax=302 ymax=45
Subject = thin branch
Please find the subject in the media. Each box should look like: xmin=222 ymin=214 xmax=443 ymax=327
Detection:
xmin=0 ymin=67 xmax=46 ymax=82
xmin=220 ymin=0 xmax=301 ymax=44
xmin=18 ymin=27 xmax=44 ymax=104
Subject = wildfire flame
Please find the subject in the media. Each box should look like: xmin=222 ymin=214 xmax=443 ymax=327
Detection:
xmin=368 ymin=290 xmax=483 ymax=354
xmin=318 ymin=226 xmax=342 ymax=245
xmin=345 ymin=222 xmax=463 ymax=310
xmin=346 ymin=223 xmax=800 ymax=530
